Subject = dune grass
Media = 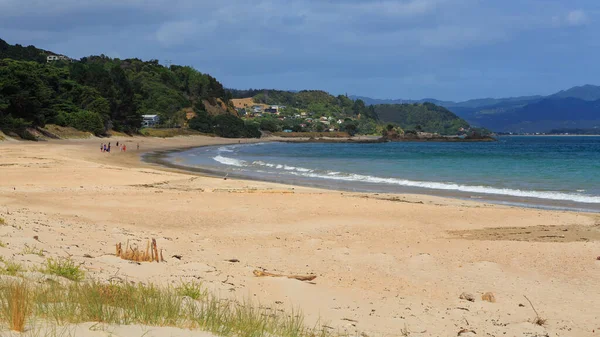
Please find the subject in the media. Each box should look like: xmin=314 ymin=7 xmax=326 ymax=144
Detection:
xmin=176 ymin=280 xmax=207 ymax=301
xmin=0 ymin=281 xmax=31 ymax=332
xmin=22 ymin=245 xmax=45 ymax=257
xmin=0 ymin=259 xmax=25 ymax=276
xmin=0 ymin=217 xmax=5 ymax=225
xmin=41 ymin=258 xmax=85 ymax=282
xmin=0 ymin=279 xmax=332 ymax=337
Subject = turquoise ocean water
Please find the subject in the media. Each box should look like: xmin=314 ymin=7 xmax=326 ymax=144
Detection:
xmin=165 ymin=136 xmax=600 ymax=211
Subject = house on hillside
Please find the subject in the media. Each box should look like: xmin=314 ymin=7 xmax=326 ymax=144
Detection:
xmin=265 ymin=105 xmax=281 ymax=114
xmin=142 ymin=115 xmax=160 ymax=128
xmin=47 ymin=55 xmax=72 ymax=63
xmin=252 ymin=105 xmax=263 ymax=113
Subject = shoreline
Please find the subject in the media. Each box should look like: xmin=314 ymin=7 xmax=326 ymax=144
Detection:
xmin=144 ymin=141 xmax=600 ymax=214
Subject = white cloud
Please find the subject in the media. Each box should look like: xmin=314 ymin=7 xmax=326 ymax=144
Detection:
xmin=565 ymin=9 xmax=589 ymax=26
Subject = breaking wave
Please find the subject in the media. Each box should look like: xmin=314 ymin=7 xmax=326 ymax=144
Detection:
xmin=213 ymin=155 xmax=246 ymax=167
xmin=211 ymin=155 xmax=600 ymax=204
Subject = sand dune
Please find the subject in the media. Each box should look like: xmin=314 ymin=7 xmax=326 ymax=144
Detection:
xmin=1 ymin=136 xmax=599 ymax=336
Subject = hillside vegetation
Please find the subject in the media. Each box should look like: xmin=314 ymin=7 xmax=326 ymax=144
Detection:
xmin=374 ymin=103 xmax=469 ymax=134
xmin=1 ymin=39 xmax=474 ymax=138
xmin=229 ymin=89 xmax=472 ymax=135
xmin=0 ymin=39 xmax=259 ymax=138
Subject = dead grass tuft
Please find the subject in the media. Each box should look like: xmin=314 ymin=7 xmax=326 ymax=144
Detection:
xmin=116 ymin=238 xmax=164 ymax=262
xmin=0 ymin=281 xmax=31 ymax=332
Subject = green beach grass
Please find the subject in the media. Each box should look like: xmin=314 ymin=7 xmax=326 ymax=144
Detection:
xmin=0 ymin=278 xmax=335 ymax=337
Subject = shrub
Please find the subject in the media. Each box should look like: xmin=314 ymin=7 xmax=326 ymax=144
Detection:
xmin=64 ymin=110 xmax=104 ymax=135
xmin=259 ymin=118 xmax=281 ymax=132
xmin=243 ymin=122 xmax=262 ymax=138
xmin=188 ymin=110 xmax=213 ymax=133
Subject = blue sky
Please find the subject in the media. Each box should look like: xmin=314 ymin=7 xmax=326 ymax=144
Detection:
xmin=1 ymin=0 xmax=598 ymax=101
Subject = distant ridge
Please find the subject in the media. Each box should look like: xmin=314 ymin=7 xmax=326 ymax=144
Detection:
xmin=550 ymin=84 xmax=600 ymax=101
xmin=351 ymin=85 xmax=600 ymax=133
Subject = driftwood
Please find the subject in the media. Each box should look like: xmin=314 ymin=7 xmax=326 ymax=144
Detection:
xmin=115 ymin=238 xmax=164 ymax=262
xmin=253 ymin=269 xmax=316 ymax=281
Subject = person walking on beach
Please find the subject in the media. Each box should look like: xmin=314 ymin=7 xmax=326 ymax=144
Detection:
xmin=100 ymin=143 xmax=104 ymax=152
xmin=103 ymin=144 xmax=107 ymax=152
xmin=116 ymin=141 xmax=119 ymax=147
xmin=123 ymin=144 xmax=126 ymax=152
xmin=107 ymin=143 xmax=111 ymax=153
xmin=137 ymin=143 xmax=139 ymax=151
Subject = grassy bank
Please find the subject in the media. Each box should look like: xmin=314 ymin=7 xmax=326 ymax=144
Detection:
xmin=139 ymin=128 xmax=208 ymax=138
xmin=0 ymin=278 xmax=332 ymax=337
xmin=273 ymin=132 xmax=350 ymax=138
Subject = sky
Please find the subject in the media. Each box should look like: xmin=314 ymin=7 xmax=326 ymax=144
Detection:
xmin=1 ymin=0 xmax=599 ymax=101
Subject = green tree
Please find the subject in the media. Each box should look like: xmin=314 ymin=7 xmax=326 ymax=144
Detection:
xmin=188 ymin=110 xmax=213 ymax=133
xmin=212 ymin=114 xmax=248 ymax=138
xmin=259 ymin=118 xmax=280 ymax=132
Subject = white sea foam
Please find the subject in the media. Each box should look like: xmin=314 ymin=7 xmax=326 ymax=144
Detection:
xmin=213 ymin=155 xmax=600 ymax=204
xmin=253 ymin=160 xmax=313 ymax=172
xmin=217 ymin=146 xmax=235 ymax=153
xmin=213 ymin=155 xmax=246 ymax=167
xmin=288 ymin=171 xmax=600 ymax=204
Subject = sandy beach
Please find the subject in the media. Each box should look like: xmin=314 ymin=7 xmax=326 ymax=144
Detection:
xmin=1 ymin=136 xmax=599 ymax=336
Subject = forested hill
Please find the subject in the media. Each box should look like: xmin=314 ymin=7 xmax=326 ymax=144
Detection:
xmin=0 ymin=38 xmax=50 ymax=63
xmin=374 ymin=103 xmax=469 ymax=135
xmin=0 ymin=39 xmax=238 ymax=138
xmin=228 ymin=88 xmax=472 ymax=135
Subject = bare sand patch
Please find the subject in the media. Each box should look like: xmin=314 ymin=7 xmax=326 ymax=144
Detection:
xmin=450 ymin=223 xmax=600 ymax=242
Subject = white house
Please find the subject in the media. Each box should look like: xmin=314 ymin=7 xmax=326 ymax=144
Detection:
xmin=142 ymin=115 xmax=160 ymax=128
xmin=47 ymin=55 xmax=72 ymax=63
xmin=251 ymin=105 xmax=263 ymax=113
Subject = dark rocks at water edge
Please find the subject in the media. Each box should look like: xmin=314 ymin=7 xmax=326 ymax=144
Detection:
xmin=382 ymin=131 xmax=496 ymax=142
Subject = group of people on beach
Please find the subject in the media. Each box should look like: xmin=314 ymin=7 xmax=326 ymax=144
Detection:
xmin=100 ymin=141 xmax=129 ymax=153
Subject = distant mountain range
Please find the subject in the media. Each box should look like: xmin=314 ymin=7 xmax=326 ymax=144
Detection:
xmin=351 ymin=85 xmax=600 ymax=133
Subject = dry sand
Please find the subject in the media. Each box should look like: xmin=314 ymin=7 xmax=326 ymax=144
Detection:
xmin=1 ymin=136 xmax=599 ymax=336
